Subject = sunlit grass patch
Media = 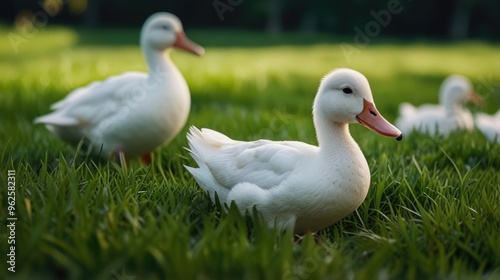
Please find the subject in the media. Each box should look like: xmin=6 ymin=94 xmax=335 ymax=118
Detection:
xmin=0 ymin=27 xmax=499 ymax=279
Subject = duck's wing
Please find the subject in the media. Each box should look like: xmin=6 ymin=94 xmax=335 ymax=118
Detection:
xmin=399 ymin=103 xmax=443 ymax=117
xmin=396 ymin=102 xmax=447 ymax=135
xmin=49 ymin=81 xmax=102 ymax=110
xmin=34 ymin=72 xmax=147 ymax=127
xmin=475 ymin=112 xmax=500 ymax=142
xmin=186 ymin=126 xmax=316 ymax=190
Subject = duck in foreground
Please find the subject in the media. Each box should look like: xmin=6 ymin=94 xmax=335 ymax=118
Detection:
xmin=395 ymin=75 xmax=482 ymax=137
xmin=34 ymin=12 xmax=204 ymax=163
xmin=475 ymin=110 xmax=500 ymax=143
xmin=185 ymin=68 xmax=402 ymax=234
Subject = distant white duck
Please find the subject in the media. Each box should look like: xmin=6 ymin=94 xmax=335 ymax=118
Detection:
xmin=185 ymin=68 xmax=403 ymax=234
xmin=34 ymin=12 xmax=204 ymax=163
xmin=395 ymin=75 xmax=482 ymax=136
xmin=475 ymin=110 xmax=500 ymax=143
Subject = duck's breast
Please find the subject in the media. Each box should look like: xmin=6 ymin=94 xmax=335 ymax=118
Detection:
xmin=285 ymin=143 xmax=370 ymax=233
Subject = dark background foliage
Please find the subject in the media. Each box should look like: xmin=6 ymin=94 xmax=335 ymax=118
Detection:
xmin=1 ymin=0 xmax=499 ymax=40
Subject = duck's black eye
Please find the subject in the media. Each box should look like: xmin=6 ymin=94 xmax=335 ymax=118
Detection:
xmin=162 ymin=25 xmax=170 ymax=30
xmin=342 ymin=88 xmax=353 ymax=94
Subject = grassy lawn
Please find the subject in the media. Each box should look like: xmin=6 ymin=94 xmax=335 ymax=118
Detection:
xmin=1 ymin=26 xmax=500 ymax=279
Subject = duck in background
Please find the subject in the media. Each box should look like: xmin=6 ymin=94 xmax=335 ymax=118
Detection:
xmin=475 ymin=110 xmax=500 ymax=143
xmin=35 ymin=12 xmax=204 ymax=163
xmin=185 ymin=68 xmax=402 ymax=234
xmin=395 ymin=75 xmax=482 ymax=137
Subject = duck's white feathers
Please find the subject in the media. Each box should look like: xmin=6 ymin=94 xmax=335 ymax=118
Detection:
xmin=475 ymin=110 xmax=500 ymax=143
xmin=35 ymin=67 xmax=190 ymax=158
xmin=34 ymin=12 xmax=202 ymax=160
xmin=185 ymin=127 xmax=324 ymax=231
xmin=185 ymin=125 xmax=370 ymax=233
xmin=35 ymin=72 xmax=146 ymax=128
xmin=184 ymin=68 xmax=402 ymax=233
xmin=395 ymin=75 xmax=476 ymax=136
xmin=396 ymin=102 xmax=474 ymax=136
xmin=186 ymin=127 xmax=315 ymax=193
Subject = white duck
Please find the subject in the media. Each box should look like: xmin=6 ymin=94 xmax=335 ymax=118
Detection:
xmin=475 ymin=110 xmax=500 ymax=143
xmin=185 ymin=68 xmax=402 ymax=234
xmin=34 ymin=12 xmax=204 ymax=163
xmin=395 ymin=75 xmax=482 ymax=137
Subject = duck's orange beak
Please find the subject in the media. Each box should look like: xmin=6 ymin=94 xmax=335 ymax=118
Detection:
xmin=356 ymin=99 xmax=403 ymax=141
xmin=174 ymin=31 xmax=205 ymax=56
xmin=468 ymin=91 xmax=483 ymax=105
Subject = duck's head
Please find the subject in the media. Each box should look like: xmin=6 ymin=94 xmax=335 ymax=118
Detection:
xmin=140 ymin=12 xmax=205 ymax=56
xmin=314 ymin=68 xmax=402 ymax=140
xmin=439 ymin=75 xmax=482 ymax=108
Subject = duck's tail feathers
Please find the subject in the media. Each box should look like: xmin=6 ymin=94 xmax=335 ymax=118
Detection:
xmin=188 ymin=126 xmax=234 ymax=146
xmin=186 ymin=126 xmax=236 ymax=158
xmin=50 ymin=81 xmax=101 ymax=110
xmin=34 ymin=113 xmax=79 ymax=126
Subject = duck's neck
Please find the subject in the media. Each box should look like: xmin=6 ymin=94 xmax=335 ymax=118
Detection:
xmin=444 ymin=103 xmax=462 ymax=117
xmin=142 ymin=47 xmax=176 ymax=76
xmin=314 ymin=117 xmax=359 ymax=160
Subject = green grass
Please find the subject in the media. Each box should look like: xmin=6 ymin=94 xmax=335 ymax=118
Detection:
xmin=1 ymin=26 xmax=500 ymax=279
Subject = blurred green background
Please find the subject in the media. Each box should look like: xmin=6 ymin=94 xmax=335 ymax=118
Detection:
xmin=1 ymin=0 xmax=500 ymax=40
xmin=1 ymin=1 xmax=500 ymax=279
xmin=2 ymin=0 xmax=500 ymax=114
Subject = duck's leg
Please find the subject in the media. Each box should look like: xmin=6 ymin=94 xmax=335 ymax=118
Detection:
xmin=141 ymin=152 xmax=153 ymax=165
xmin=110 ymin=147 xmax=127 ymax=165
